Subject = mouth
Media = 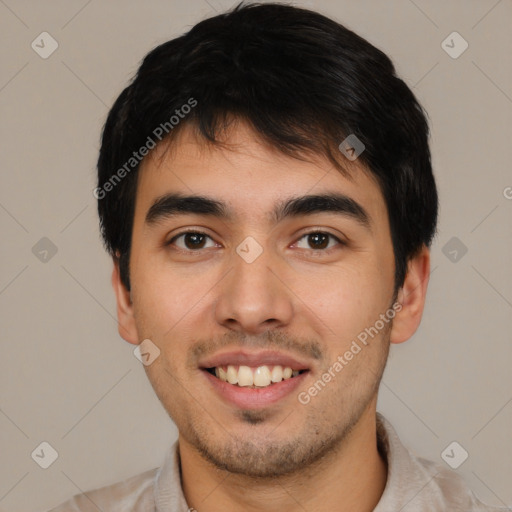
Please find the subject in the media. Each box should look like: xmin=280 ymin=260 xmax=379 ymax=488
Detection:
xmin=204 ymin=365 xmax=309 ymax=388
xmin=198 ymin=350 xmax=312 ymax=409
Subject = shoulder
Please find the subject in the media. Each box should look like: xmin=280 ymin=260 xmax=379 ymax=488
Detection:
xmin=375 ymin=413 xmax=510 ymax=512
xmin=411 ymin=452 xmax=508 ymax=511
xmin=46 ymin=467 xmax=158 ymax=512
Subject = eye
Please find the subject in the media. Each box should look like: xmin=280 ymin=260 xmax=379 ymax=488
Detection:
xmin=294 ymin=231 xmax=344 ymax=251
xmin=166 ymin=230 xmax=345 ymax=253
xmin=168 ymin=231 xmax=217 ymax=251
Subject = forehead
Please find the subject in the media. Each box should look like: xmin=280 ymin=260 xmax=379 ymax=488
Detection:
xmin=135 ymin=120 xmax=387 ymax=226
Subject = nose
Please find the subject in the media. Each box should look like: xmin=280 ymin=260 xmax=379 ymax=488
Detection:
xmin=214 ymin=242 xmax=294 ymax=335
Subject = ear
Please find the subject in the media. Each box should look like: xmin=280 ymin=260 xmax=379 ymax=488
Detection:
xmin=111 ymin=259 xmax=139 ymax=345
xmin=390 ymin=245 xmax=431 ymax=345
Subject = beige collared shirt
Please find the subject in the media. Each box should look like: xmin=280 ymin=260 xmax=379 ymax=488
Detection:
xmin=47 ymin=413 xmax=509 ymax=511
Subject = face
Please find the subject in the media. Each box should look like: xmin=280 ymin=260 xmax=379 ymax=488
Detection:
xmin=121 ymin=120 xmax=399 ymax=478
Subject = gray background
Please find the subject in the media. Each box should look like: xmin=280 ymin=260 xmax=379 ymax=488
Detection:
xmin=0 ymin=0 xmax=511 ymax=510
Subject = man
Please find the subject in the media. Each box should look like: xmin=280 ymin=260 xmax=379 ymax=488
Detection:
xmin=49 ymin=2 xmax=507 ymax=511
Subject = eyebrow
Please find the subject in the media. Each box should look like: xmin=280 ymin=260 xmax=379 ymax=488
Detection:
xmin=145 ymin=192 xmax=372 ymax=230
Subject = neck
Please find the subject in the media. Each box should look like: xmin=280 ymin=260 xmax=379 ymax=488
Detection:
xmin=179 ymin=404 xmax=388 ymax=512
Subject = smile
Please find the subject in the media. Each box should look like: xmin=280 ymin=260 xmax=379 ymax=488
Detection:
xmin=206 ymin=364 xmax=307 ymax=388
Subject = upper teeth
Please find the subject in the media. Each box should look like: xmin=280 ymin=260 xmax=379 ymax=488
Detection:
xmin=214 ymin=365 xmax=300 ymax=387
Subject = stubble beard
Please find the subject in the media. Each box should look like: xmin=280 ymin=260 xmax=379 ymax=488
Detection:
xmin=183 ymin=341 xmax=389 ymax=480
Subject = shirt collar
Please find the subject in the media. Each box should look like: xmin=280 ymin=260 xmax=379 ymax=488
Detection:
xmin=154 ymin=436 xmax=190 ymax=512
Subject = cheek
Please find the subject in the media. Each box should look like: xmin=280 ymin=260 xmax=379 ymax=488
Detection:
xmin=131 ymin=265 xmax=204 ymax=335
xmin=312 ymin=265 xmax=386 ymax=308
xmin=307 ymin=263 xmax=386 ymax=325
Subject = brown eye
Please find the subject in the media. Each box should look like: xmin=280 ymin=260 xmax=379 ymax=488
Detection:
xmin=169 ymin=231 xmax=216 ymax=251
xmin=295 ymin=231 xmax=343 ymax=251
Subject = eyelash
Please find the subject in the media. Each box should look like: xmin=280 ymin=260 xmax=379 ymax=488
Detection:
xmin=166 ymin=230 xmax=346 ymax=253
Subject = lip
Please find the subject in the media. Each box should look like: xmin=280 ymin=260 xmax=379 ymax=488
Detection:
xmin=198 ymin=349 xmax=311 ymax=371
xmin=202 ymin=368 xmax=309 ymax=409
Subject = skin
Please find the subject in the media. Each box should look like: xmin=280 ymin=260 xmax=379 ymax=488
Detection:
xmin=112 ymin=119 xmax=430 ymax=512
